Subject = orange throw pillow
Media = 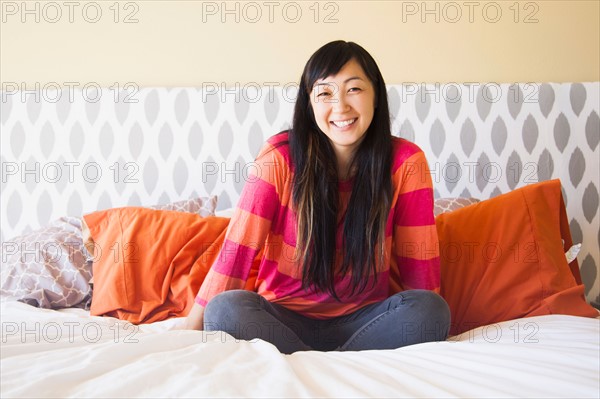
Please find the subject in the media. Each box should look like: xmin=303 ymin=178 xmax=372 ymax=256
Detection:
xmin=436 ymin=179 xmax=598 ymax=336
xmin=84 ymin=207 xmax=233 ymax=324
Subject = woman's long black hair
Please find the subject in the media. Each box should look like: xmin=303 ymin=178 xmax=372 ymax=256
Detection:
xmin=289 ymin=40 xmax=393 ymax=299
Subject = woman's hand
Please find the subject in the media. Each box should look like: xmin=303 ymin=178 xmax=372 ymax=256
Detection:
xmin=184 ymin=303 xmax=205 ymax=330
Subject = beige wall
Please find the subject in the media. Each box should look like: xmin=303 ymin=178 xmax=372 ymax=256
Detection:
xmin=1 ymin=0 xmax=599 ymax=89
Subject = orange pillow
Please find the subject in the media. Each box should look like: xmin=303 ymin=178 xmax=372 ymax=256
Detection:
xmin=84 ymin=207 xmax=235 ymax=324
xmin=436 ymin=179 xmax=598 ymax=336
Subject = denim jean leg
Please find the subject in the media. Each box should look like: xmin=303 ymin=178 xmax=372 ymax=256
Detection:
xmin=203 ymin=290 xmax=314 ymax=354
xmin=339 ymin=290 xmax=451 ymax=351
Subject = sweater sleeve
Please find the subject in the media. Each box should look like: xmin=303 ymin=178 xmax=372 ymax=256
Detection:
xmin=390 ymin=148 xmax=441 ymax=292
xmin=195 ymin=141 xmax=286 ymax=307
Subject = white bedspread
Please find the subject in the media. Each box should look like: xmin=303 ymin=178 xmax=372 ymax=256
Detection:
xmin=1 ymin=301 xmax=599 ymax=398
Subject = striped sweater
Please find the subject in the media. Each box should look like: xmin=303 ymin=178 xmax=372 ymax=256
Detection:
xmin=195 ymin=132 xmax=440 ymax=319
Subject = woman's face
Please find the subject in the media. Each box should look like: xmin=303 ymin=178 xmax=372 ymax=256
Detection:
xmin=309 ymin=58 xmax=376 ymax=161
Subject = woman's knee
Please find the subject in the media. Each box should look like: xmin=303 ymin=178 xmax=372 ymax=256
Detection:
xmin=394 ymin=290 xmax=451 ymax=341
xmin=413 ymin=290 xmax=449 ymax=317
xmin=204 ymin=290 xmax=260 ymax=329
xmin=390 ymin=290 xmax=450 ymax=341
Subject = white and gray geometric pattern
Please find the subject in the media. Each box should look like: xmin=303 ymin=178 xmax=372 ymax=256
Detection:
xmin=1 ymin=83 xmax=598 ymax=305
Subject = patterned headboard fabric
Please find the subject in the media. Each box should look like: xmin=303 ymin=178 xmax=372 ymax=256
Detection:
xmin=1 ymin=83 xmax=598 ymax=304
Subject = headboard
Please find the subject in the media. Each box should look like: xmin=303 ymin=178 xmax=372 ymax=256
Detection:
xmin=1 ymin=82 xmax=598 ymax=304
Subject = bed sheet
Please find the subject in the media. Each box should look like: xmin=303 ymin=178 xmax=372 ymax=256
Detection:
xmin=1 ymin=300 xmax=599 ymax=398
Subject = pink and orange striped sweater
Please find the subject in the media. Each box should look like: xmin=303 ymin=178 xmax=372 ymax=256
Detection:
xmin=195 ymin=132 xmax=440 ymax=319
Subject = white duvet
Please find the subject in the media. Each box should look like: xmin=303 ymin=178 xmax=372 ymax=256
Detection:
xmin=1 ymin=300 xmax=599 ymax=398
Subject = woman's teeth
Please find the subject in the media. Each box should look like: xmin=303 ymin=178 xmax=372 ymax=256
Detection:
xmin=331 ymin=118 xmax=357 ymax=128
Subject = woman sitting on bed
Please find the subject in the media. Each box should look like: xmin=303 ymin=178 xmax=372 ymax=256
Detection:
xmin=185 ymin=40 xmax=450 ymax=354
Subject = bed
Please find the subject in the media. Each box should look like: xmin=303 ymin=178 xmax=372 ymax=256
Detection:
xmin=1 ymin=300 xmax=598 ymax=398
xmin=1 ymin=83 xmax=599 ymax=398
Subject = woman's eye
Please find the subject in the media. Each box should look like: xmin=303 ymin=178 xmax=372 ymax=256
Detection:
xmin=317 ymin=92 xmax=331 ymax=97
xmin=349 ymin=87 xmax=361 ymax=93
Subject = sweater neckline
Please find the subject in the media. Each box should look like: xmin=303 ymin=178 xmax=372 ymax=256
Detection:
xmin=338 ymin=176 xmax=355 ymax=192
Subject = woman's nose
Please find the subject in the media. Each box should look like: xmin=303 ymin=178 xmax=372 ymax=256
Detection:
xmin=331 ymin=93 xmax=350 ymax=112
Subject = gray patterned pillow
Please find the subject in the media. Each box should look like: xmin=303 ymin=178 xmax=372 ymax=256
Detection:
xmin=0 ymin=217 xmax=93 ymax=309
xmin=0 ymin=196 xmax=218 ymax=309
xmin=434 ymin=197 xmax=480 ymax=217
xmin=149 ymin=196 xmax=217 ymax=215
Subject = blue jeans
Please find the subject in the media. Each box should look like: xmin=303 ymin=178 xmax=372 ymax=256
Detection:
xmin=204 ymin=290 xmax=450 ymax=354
